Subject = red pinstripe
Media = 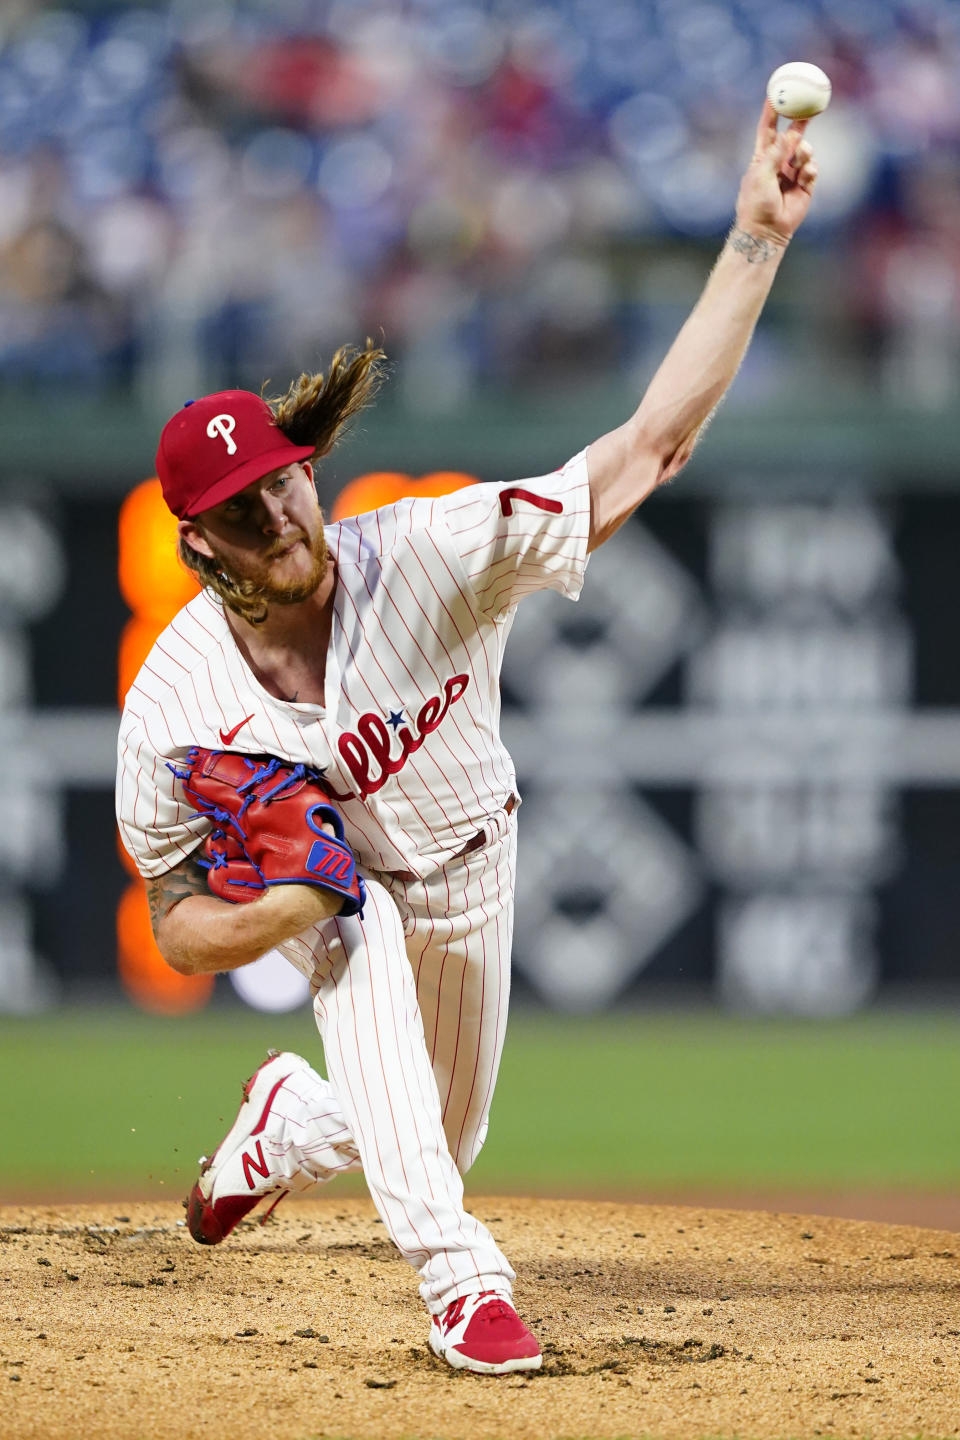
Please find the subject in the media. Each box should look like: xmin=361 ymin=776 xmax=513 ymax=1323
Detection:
xmin=350 ymin=940 xmax=420 ymax=1201
xmin=372 ymin=912 xmax=482 ymax=1283
xmin=199 ymin=658 xmax=229 ymax=734
xmin=463 ymin=539 xmax=578 ymax=574
xmin=439 ymin=864 xmax=471 ymax=1128
xmin=222 ymin=651 xmax=287 ymax=753
xmin=412 ymin=874 xmax=438 ymax=996
xmin=166 ymin=685 xmax=194 ymax=733
xmin=347 ymin=555 xmax=489 ymax=810
xmin=469 ymin=853 xmax=508 ymax=1165
xmin=352 ymin=887 xmax=489 ymax=1284
xmin=152 ymin=638 xmax=190 ymax=675
xmin=335 ymin=577 xmax=464 ymax=820
xmin=127 ymin=737 xmax=159 ymax=861
xmin=332 ymin=803 xmax=391 ymax=869
xmin=185 ymin=668 xmax=206 ymax=730
xmin=323 ymin=799 xmax=383 ymax=866
xmin=459 ymin=523 xmax=582 ymax=556
xmin=395 ymin=543 xmax=507 ymax=798
xmin=454 ymin=853 xmax=492 ymax=1164
xmin=340 ymin=906 xmax=441 ymax=1252
xmin=387 ymin=825 xmax=515 ymax=1173
xmin=137 ymin=658 xmax=169 ymax=688
xmin=302 ymin=883 xmax=505 ymax=1301
xmin=485 ymin=576 xmax=574 ymax=613
xmin=333 ymin=593 xmax=440 ymax=844
xmin=428 ymin=867 xmax=455 ymax=1070
xmin=321 ymin=943 xmax=433 ymax=1262
xmin=418 ymin=530 xmax=496 ymax=694
xmin=187 ymin=595 xmax=222 ymax=639
xmin=384 ymin=559 xmax=504 ymax=801
xmin=166 ymin=620 xmax=204 ymax=656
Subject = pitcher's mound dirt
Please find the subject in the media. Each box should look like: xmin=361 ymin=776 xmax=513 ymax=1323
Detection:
xmin=2 ymin=1196 xmax=958 ymax=1440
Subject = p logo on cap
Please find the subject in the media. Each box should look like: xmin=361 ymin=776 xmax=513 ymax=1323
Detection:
xmin=155 ymin=390 xmax=315 ymax=519
xmin=206 ymin=414 xmax=238 ymax=454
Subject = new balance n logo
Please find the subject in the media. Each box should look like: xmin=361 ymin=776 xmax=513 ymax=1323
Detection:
xmin=241 ymin=1140 xmax=270 ymax=1190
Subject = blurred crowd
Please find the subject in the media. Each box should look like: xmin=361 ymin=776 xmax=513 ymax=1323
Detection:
xmin=0 ymin=0 xmax=958 ymax=413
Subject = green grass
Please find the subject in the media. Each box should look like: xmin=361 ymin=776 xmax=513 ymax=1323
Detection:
xmin=2 ymin=1006 xmax=959 ymax=1197
xmin=477 ymin=1008 xmax=960 ymax=1190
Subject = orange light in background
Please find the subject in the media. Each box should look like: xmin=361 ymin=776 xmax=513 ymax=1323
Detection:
xmin=116 ymin=828 xmax=139 ymax=879
xmin=331 ymin=471 xmax=477 ymax=520
xmin=118 ymin=478 xmax=199 ymax=706
xmin=116 ymin=883 xmax=214 ymax=1015
xmin=118 ymin=477 xmax=199 ymax=619
xmin=117 ymin=475 xmax=202 ymax=1014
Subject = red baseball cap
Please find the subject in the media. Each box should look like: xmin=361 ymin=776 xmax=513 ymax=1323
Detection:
xmin=156 ymin=391 xmax=315 ymax=518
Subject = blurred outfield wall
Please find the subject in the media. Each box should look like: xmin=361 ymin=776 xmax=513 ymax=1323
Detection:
xmin=4 ymin=394 xmax=960 ymax=1020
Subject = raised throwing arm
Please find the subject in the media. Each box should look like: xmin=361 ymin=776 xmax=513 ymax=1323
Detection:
xmin=586 ymin=100 xmax=819 ymax=550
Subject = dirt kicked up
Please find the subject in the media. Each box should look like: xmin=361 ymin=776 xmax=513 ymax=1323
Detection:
xmin=2 ymin=1196 xmax=959 ymax=1440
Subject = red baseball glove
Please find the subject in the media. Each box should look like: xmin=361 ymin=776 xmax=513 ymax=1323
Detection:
xmin=169 ymin=747 xmax=365 ymax=917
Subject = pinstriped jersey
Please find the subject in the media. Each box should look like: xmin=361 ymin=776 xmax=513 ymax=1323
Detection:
xmin=116 ymin=449 xmax=591 ymax=881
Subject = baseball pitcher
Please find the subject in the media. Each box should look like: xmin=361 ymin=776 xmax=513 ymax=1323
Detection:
xmin=116 ymin=104 xmax=818 ymax=1374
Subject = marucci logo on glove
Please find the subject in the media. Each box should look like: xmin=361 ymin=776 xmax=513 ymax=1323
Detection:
xmin=307 ymin=847 xmax=353 ymax=884
xmin=305 ymin=806 xmax=355 ymax=886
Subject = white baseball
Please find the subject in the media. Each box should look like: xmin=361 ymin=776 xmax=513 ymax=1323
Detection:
xmin=766 ymin=61 xmax=832 ymax=120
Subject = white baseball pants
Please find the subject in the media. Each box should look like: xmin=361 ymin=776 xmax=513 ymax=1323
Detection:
xmin=269 ymin=817 xmax=517 ymax=1314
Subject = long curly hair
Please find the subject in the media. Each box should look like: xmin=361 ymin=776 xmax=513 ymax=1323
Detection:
xmin=179 ymin=341 xmax=387 ymax=624
xmin=267 ymin=340 xmax=387 ymax=462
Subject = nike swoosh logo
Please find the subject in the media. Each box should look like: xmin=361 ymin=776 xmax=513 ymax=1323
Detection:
xmin=219 ymin=713 xmax=255 ymax=745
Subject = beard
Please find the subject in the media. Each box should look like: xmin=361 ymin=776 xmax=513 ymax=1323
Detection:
xmin=208 ymin=525 xmax=329 ymax=609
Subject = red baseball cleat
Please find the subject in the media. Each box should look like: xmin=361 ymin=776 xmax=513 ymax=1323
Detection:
xmin=429 ymin=1291 xmax=542 ymax=1374
xmin=185 ymin=1050 xmax=307 ymax=1244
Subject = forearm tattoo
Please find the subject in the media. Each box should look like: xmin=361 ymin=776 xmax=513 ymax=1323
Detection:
xmin=728 ymin=227 xmax=779 ymax=264
xmin=145 ymin=855 xmax=209 ymax=937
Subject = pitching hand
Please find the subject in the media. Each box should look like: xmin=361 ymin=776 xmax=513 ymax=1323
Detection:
xmin=734 ymin=100 xmax=819 ymax=247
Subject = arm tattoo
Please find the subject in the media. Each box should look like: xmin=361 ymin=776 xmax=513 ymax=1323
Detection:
xmin=728 ymin=227 xmax=778 ymax=264
xmin=145 ymin=854 xmax=209 ymax=937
